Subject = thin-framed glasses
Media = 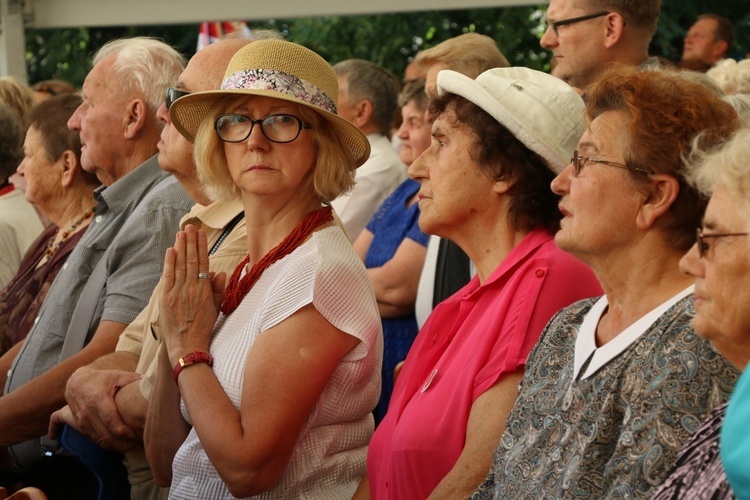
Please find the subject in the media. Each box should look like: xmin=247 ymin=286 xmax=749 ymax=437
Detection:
xmin=215 ymin=113 xmax=310 ymax=144
xmin=570 ymin=150 xmax=651 ymax=176
xmin=696 ymin=228 xmax=749 ymax=258
xmin=165 ymin=88 xmax=190 ymax=110
xmin=546 ymin=11 xmax=610 ymax=37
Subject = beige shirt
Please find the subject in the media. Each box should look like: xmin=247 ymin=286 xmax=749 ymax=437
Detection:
xmin=115 ymin=199 xmax=247 ymax=497
xmin=0 ymin=189 xmax=44 ymax=288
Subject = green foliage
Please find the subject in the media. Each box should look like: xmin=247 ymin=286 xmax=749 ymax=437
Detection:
xmin=23 ymin=2 xmax=750 ymax=88
xmin=258 ymin=7 xmax=551 ymax=76
xmin=655 ymin=0 xmax=750 ymax=60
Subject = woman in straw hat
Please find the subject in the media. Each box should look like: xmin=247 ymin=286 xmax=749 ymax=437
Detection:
xmin=360 ymin=67 xmax=602 ymax=499
xmin=144 ymin=40 xmax=382 ymax=499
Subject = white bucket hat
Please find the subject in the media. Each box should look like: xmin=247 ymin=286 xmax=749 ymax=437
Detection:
xmin=436 ymin=67 xmax=585 ymax=173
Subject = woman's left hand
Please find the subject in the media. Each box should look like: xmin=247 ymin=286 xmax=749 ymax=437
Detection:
xmin=158 ymin=224 xmax=226 ymax=365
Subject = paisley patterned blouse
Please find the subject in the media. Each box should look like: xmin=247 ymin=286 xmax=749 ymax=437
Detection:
xmin=473 ymin=296 xmax=739 ymax=499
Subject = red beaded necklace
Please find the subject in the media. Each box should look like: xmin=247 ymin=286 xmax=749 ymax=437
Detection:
xmin=220 ymin=205 xmax=333 ymax=315
xmin=44 ymin=206 xmax=97 ymax=261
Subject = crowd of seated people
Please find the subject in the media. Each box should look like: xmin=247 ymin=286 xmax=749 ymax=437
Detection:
xmin=1 ymin=0 xmax=750 ymax=497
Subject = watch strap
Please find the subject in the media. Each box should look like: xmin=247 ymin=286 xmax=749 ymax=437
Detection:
xmin=173 ymin=351 xmax=214 ymax=383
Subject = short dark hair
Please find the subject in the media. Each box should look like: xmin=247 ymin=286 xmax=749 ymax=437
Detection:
xmin=587 ymin=0 xmax=661 ymax=35
xmin=24 ymin=94 xmax=84 ymax=163
xmin=429 ymin=94 xmax=561 ymax=233
xmin=333 ymin=59 xmax=401 ymax=136
xmin=698 ymin=13 xmax=735 ymax=51
xmin=398 ymin=78 xmax=427 ymax=111
xmin=0 ymin=104 xmax=23 ymax=178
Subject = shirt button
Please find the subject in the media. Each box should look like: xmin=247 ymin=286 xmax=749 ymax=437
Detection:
xmin=535 ymin=269 xmax=545 ymax=277
xmin=62 ymin=263 xmax=68 ymax=270
xmin=34 ymin=316 xmax=40 ymax=324
xmin=95 ymin=215 xmax=103 ymax=223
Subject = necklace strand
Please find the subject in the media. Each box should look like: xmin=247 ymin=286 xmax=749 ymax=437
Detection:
xmin=220 ymin=205 xmax=333 ymax=315
xmin=44 ymin=207 xmax=97 ymax=261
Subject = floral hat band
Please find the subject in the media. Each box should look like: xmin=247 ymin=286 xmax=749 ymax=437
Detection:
xmin=169 ymin=39 xmax=370 ymax=169
xmin=221 ymin=68 xmax=337 ymax=115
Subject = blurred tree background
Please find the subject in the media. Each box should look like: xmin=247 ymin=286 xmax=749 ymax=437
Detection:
xmin=24 ymin=2 xmax=750 ymax=87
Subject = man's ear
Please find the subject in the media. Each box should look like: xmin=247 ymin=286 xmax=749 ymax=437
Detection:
xmin=123 ymin=99 xmax=148 ymax=139
xmin=712 ymin=40 xmax=729 ymax=61
xmin=603 ymin=12 xmax=626 ymax=49
xmin=352 ymin=99 xmax=374 ymax=129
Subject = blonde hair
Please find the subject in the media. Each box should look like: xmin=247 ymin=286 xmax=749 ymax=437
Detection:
xmin=415 ymin=33 xmax=509 ymax=79
xmin=0 ymin=77 xmax=35 ymax=119
xmin=194 ymin=97 xmax=354 ymax=202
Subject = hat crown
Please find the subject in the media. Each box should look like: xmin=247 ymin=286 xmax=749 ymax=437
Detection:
xmin=221 ymin=40 xmax=339 ymax=111
xmin=437 ymin=67 xmax=586 ymax=172
xmin=168 ymin=40 xmax=371 ymax=170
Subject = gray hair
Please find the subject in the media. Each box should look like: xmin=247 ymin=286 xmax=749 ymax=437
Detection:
xmin=689 ymin=127 xmax=750 ymax=224
xmin=707 ymin=59 xmax=750 ymax=95
xmin=722 ymin=94 xmax=750 ymax=126
xmin=93 ymin=37 xmax=185 ymax=114
xmin=333 ymin=59 xmax=401 ymax=136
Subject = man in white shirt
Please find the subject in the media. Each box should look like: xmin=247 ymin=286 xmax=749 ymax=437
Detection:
xmin=332 ymin=59 xmax=406 ymax=241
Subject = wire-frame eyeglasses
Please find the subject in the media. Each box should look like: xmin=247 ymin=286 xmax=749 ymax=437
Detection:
xmin=570 ymin=150 xmax=651 ymax=176
xmin=695 ymin=228 xmax=750 ymax=258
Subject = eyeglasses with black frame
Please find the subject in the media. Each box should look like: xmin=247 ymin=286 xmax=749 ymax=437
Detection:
xmin=215 ymin=113 xmax=310 ymax=144
xmin=695 ymin=228 xmax=750 ymax=259
xmin=165 ymin=88 xmax=190 ymax=110
xmin=546 ymin=11 xmax=610 ymax=37
xmin=570 ymin=150 xmax=651 ymax=176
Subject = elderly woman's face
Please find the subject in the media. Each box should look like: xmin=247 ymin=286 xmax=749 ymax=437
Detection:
xmin=679 ymin=183 xmax=750 ymax=370
xmin=397 ymin=101 xmax=432 ymax=166
xmin=408 ymin=108 xmax=498 ymax=238
xmin=17 ymin=126 xmax=60 ymax=208
xmin=222 ymin=95 xmax=317 ymax=200
xmin=550 ymin=110 xmax=644 ymax=261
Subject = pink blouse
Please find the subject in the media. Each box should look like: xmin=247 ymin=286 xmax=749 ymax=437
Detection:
xmin=367 ymin=229 xmax=602 ymax=499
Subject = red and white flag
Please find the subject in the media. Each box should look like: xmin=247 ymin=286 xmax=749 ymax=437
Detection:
xmin=197 ymin=21 xmax=252 ymax=51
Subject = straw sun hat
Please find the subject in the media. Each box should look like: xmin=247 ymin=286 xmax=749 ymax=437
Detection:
xmin=169 ymin=39 xmax=370 ymax=169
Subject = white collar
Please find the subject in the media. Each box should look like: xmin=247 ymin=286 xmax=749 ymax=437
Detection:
xmin=573 ymin=285 xmax=694 ymax=381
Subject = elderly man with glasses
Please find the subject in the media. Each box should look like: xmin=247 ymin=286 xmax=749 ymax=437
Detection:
xmin=540 ymin=0 xmax=661 ymax=92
